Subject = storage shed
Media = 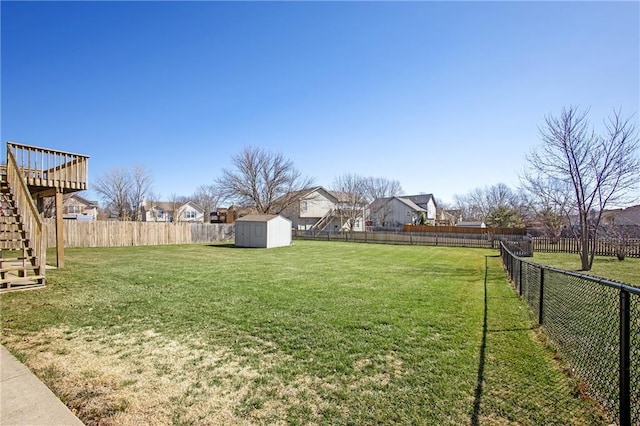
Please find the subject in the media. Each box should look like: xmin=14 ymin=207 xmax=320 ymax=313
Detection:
xmin=235 ymin=214 xmax=292 ymax=248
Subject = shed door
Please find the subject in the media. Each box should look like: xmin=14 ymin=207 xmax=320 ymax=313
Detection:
xmin=236 ymin=223 xmax=249 ymax=246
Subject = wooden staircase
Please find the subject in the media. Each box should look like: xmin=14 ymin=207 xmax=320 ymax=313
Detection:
xmin=311 ymin=209 xmax=335 ymax=235
xmin=1 ymin=175 xmax=45 ymax=290
xmin=0 ymin=141 xmax=89 ymax=291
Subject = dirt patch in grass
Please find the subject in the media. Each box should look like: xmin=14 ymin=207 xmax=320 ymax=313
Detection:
xmin=4 ymin=327 xmax=404 ymax=424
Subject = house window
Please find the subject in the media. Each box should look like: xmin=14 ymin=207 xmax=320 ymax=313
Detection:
xmin=184 ymin=210 xmax=197 ymax=219
xmin=301 ymin=201 xmax=308 ymax=212
xmin=157 ymin=209 xmax=164 ymax=218
xmin=67 ymin=205 xmax=83 ymax=214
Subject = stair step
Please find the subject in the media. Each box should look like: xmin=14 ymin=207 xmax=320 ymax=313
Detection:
xmin=0 ymin=265 xmax=32 ymax=273
xmin=0 ymin=275 xmax=46 ymax=287
xmin=0 ymin=257 xmax=28 ymax=262
xmin=0 ymin=176 xmax=46 ymax=290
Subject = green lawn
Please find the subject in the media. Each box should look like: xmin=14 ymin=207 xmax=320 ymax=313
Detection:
xmin=0 ymin=241 xmax=607 ymax=425
xmin=530 ymin=252 xmax=640 ymax=286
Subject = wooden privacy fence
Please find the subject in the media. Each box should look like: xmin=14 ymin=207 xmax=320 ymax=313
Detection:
xmin=43 ymin=219 xmax=234 ymax=248
xmin=533 ymin=237 xmax=640 ymax=258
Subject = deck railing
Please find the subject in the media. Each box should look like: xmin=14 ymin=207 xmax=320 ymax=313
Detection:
xmin=6 ymin=141 xmax=89 ymax=191
xmin=6 ymin=149 xmax=45 ymax=275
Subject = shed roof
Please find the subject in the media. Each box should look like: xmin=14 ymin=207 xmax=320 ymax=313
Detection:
xmin=457 ymin=221 xmax=486 ymax=228
xmin=236 ymin=214 xmax=281 ymax=222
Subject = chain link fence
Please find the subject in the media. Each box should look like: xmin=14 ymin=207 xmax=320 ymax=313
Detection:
xmin=500 ymin=241 xmax=639 ymax=425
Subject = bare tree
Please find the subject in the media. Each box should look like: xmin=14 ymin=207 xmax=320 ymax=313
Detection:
xmin=453 ymin=183 xmax=528 ymax=225
xmin=537 ymin=206 xmax=565 ymax=241
xmin=192 ymin=184 xmax=222 ymax=223
xmin=364 ymin=177 xmax=403 ymax=203
xmin=128 ymin=165 xmax=154 ymax=221
xmin=94 ymin=167 xmax=134 ymax=220
xmin=168 ymin=193 xmax=189 ymax=222
xmin=523 ymin=106 xmax=640 ymax=270
xmin=39 ymin=193 xmax=75 ymax=218
xmin=525 ymin=179 xmax=569 ymax=240
xmin=94 ymin=166 xmax=153 ymax=221
xmin=217 ymin=146 xmax=314 ymax=214
xmin=144 ymin=191 xmax=161 ymax=221
xmin=362 ymin=177 xmax=403 ymax=229
xmin=331 ymin=173 xmax=368 ymax=231
xmin=601 ymin=217 xmax=634 ymax=261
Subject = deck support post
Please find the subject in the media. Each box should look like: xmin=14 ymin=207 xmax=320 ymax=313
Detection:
xmin=55 ymin=188 xmax=64 ymax=268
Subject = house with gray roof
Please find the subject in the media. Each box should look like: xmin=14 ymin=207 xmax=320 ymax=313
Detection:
xmin=369 ymin=194 xmax=437 ymax=229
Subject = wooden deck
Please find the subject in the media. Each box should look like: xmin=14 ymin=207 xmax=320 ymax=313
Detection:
xmin=4 ymin=142 xmax=89 ymax=197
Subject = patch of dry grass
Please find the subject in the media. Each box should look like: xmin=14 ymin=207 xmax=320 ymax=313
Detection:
xmin=5 ymin=325 xmax=412 ymax=425
xmin=6 ymin=327 xmax=259 ymax=424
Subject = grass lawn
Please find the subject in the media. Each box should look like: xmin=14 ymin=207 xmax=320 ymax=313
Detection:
xmin=0 ymin=241 xmax=607 ymax=425
xmin=530 ymin=252 xmax=640 ymax=286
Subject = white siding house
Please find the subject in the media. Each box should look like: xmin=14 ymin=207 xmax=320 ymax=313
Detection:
xmin=278 ymin=186 xmax=365 ymax=232
xmin=235 ymin=215 xmax=292 ymax=248
xmin=141 ymin=200 xmax=205 ymax=222
xmin=61 ymin=194 xmax=98 ymax=220
xmin=176 ymin=201 xmax=205 ymax=223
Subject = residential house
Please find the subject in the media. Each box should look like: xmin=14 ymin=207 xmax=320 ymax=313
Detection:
xmin=278 ymin=186 xmax=366 ymax=232
xmin=210 ymin=205 xmax=253 ymax=224
xmin=600 ymin=204 xmax=640 ymax=237
xmin=62 ymin=194 xmax=98 ymax=220
xmin=211 ymin=207 xmax=230 ymax=224
xmin=556 ymin=205 xmax=640 ymax=238
xmin=369 ymin=194 xmax=438 ymax=229
xmin=141 ymin=200 xmax=205 ymax=223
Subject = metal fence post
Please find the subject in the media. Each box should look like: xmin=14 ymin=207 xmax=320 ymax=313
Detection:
xmin=620 ymin=289 xmax=631 ymax=426
xmin=538 ymin=268 xmax=545 ymax=325
xmin=519 ymin=259 xmax=523 ymax=296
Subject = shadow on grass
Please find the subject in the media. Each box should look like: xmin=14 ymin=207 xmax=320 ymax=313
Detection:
xmin=471 ymin=256 xmax=494 ymax=425
xmin=204 ymin=243 xmax=236 ymax=249
xmin=471 ymin=255 xmax=513 ymax=425
xmin=472 ymin=255 xmax=537 ymax=424
xmin=487 ymin=327 xmax=534 ymax=333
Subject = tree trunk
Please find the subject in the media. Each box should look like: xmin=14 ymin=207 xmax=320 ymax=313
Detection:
xmin=579 ymin=212 xmax=591 ymax=271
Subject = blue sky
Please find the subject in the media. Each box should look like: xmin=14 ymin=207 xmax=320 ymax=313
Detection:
xmin=2 ymin=1 xmax=638 ymax=205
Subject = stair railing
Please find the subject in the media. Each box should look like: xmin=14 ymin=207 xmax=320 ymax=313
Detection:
xmin=312 ymin=208 xmax=334 ymax=235
xmin=6 ymin=149 xmax=45 ymax=275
